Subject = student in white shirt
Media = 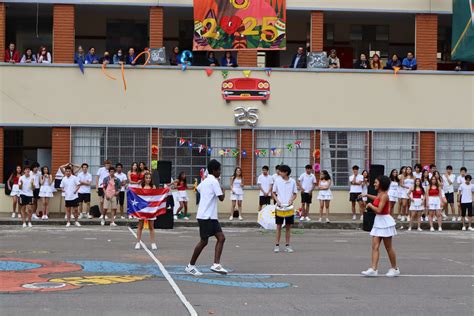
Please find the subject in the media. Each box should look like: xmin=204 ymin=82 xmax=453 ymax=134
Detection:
xmin=18 ymin=166 xmax=34 ymax=228
xmin=349 ymin=165 xmax=365 ymax=221
xmin=442 ymin=165 xmax=456 ymax=222
xmin=77 ymin=163 xmax=93 ymax=219
xmin=30 ymin=162 xmax=41 ymax=219
xmin=185 ymin=159 xmax=227 ymax=277
xmin=96 ymin=160 xmax=112 ymax=219
xmin=115 ymin=163 xmax=128 ymax=220
xmin=458 ymin=175 xmax=474 ymax=231
xmin=229 ymin=167 xmax=244 ymax=221
xmin=273 ymin=164 xmax=298 ymax=253
xmin=60 ymin=166 xmax=81 ymax=227
xmin=456 ymin=167 xmax=467 ymax=222
xmin=257 ymin=166 xmax=273 ymax=211
xmin=297 ymin=164 xmax=317 ymax=222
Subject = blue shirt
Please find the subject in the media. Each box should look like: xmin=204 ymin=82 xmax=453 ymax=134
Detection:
xmin=402 ymin=57 xmax=417 ymax=70
xmin=85 ymin=53 xmax=99 ymax=64
xmin=74 ymin=53 xmax=85 ymax=64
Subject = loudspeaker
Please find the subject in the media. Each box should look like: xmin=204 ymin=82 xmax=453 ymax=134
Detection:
xmin=368 ymin=164 xmax=385 ymax=196
xmin=152 ymin=170 xmax=160 ymax=187
xmin=157 ymin=161 xmax=172 ymax=184
xmin=154 ymin=204 xmax=174 ymax=229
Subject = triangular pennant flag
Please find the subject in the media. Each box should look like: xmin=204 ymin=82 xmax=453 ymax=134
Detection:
xmin=78 ymin=60 xmax=84 ymax=74
xmin=178 ymin=138 xmax=186 ymax=146
xmin=270 ymin=147 xmax=277 ymax=156
xmin=260 ymin=149 xmax=268 ymax=157
xmin=242 ymin=70 xmax=251 ymax=78
xmin=188 ymin=142 xmax=193 ymax=148
xmin=294 ymin=140 xmax=302 ymax=149
xmin=222 ymin=70 xmax=229 ymax=79
xmin=218 ymin=149 xmax=225 ymax=157
xmin=393 ymin=66 xmax=401 ymax=75
xmin=205 ymin=68 xmax=214 ymax=76
xmin=242 ymin=150 xmax=247 ymax=158
xmin=286 ymin=143 xmax=294 ymax=152
xmin=264 ymin=68 xmax=272 ymax=77
xmin=231 ymin=149 xmax=239 ymax=158
xmin=207 ymin=147 xmax=212 ymax=155
xmin=198 ymin=144 xmax=205 ymax=153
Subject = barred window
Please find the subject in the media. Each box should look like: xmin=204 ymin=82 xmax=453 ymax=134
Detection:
xmin=321 ymin=131 xmax=369 ymax=187
xmin=436 ymin=133 xmax=474 ymax=173
xmin=160 ymin=129 xmax=237 ymax=186
xmin=71 ymin=127 xmax=150 ymax=175
xmin=255 ymin=130 xmax=311 ymax=181
xmin=372 ymin=132 xmax=419 ymax=174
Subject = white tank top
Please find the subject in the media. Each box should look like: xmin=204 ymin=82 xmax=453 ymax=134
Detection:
xmin=232 ymin=178 xmax=243 ymax=194
xmin=319 ymin=180 xmax=330 ymax=191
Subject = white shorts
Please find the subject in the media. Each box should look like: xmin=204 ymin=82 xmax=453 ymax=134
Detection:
xmin=388 ymin=190 xmax=398 ymax=202
xmin=231 ymin=194 xmax=243 ymax=201
xmin=10 ymin=184 xmax=20 ymax=197
xmin=177 ymin=190 xmax=189 ymax=202
xmin=398 ymin=188 xmax=409 ymax=199
xmin=428 ymin=196 xmax=441 ymax=210
xmin=409 ymin=199 xmax=424 ymax=211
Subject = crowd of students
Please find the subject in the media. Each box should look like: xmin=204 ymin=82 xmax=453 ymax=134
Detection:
xmin=4 ymin=43 xmax=52 ymax=64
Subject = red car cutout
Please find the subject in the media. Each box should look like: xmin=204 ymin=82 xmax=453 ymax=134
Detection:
xmin=222 ymin=78 xmax=270 ymax=103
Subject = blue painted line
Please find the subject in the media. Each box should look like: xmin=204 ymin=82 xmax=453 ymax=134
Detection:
xmin=172 ymin=275 xmax=289 ymax=289
xmin=0 ymin=261 xmax=41 ymax=271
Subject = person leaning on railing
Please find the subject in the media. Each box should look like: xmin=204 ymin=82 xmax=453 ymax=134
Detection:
xmin=370 ymin=53 xmax=384 ymax=70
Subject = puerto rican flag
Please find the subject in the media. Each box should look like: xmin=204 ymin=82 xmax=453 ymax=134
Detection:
xmin=127 ymin=187 xmax=170 ymax=219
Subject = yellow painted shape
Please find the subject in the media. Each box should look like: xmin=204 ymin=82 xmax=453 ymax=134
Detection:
xmin=49 ymin=275 xmax=151 ymax=286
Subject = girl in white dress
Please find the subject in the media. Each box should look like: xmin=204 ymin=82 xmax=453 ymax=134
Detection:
xmin=39 ymin=166 xmax=54 ymax=220
xmin=421 ymin=170 xmax=430 ymax=221
xmin=361 ymin=170 xmax=369 ymax=205
xmin=400 ymin=166 xmax=415 ymax=222
xmin=7 ymin=166 xmax=22 ymax=218
xmin=408 ymin=178 xmax=425 ymax=231
xmin=396 ymin=166 xmax=406 ymax=220
xmin=230 ymin=167 xmax=244 ymax=221
xmin=388 ymin=169 xmax=399 ymax=216
xmin=317 ymin=170 xmax=332 ymax=223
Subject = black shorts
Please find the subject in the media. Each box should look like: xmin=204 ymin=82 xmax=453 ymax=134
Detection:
xmin=78 ymin=193 xmax=91 ymax=203
xmin=461 ymin=203 xmax=473 ymax=217
xmin=65 ymin=199 xmax=79 ymax=208
xmin=259 ymin=196 xmax=271 ymax=206
xmin=350 ymin=193 xmax=362 ymax=202
xmin=198 ymin=219 xmax=222 ymax=240
xmin=276 ymin=215 xmax=294 ymax=226
xmin=19 ymin=195 xmax=33 ymax=206
xmin=118 ymin=191 xmax=125 ymax=206
xmin=445 ymin=192 xmax=454 ymax=204
xmin=301 ymin=192 xmax=312 ymax=204
xmin=97 ymin=188 xmax=104 ymax=198
xmin=33 ymin=188 xmax=40 ymax=199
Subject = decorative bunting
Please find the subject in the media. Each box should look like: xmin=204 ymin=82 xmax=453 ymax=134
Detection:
xmin=205 ymin=68 xmax=214 ymax=76
xmin=188 ymin=141 xmax=193 ymax=148
xmin=294 ymin=140 xmax=302 ymax=149
xmin=393 ymin=66 xmax=401 ymax=75
xmin=242 ymin=70 xmax=251 ymax=78
xmin=221 ymin=70 xmax=229 ymax=79
xmin=242 ymin=150 xmax=247 ymax=158
xmin=198 ymin=144 xmax=205 ymax=153
xmin=178 ymin=138 xmax=186 ymax=146
xmin=255 ymin=149 xmax=261 ymax=157
xmin=264 ymin=68 xmax=272 ymax=77
xmin=286 ymin=143 xmax=294 ymax=152
xmin=218 ymin=149 xmax=225 ymax=157
xmin=260 ymin=149 xmax=268 ymax=157
xmin=207 ymin=147 xmax=212 ymax=155
xmin=231 ymin=149 xmax=239 ymax=158
xmin=314 ymin=149 xmax=321 ymax=159
xmin=151 ymin=145 xmax=159 ymax=155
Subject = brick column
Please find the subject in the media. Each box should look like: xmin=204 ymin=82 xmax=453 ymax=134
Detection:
xmin=310 ymin=11 xmax=324 ymax=52
xmin=420 ymin=131 xmax=436 ymax=167
xmin=0 ymin=3 xmax=5 ymax=62
xmin=415 ymin=14 xmax=438 ymax=70
xmin=52 ymin=127 xmax=71 ymax=174
xmin=53 ymin=4 xmax=75 ymax=63
xmin=238 ymin=51 xmax=257 ymax=67
xmin=239 ymin=129 xmax=254 ymax=185
xmin=149 ymin=6 xmax=164 ymax=48
xmin=0 ymin=127 xmax=4 ymax=183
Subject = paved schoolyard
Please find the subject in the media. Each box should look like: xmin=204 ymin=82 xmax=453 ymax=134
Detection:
xmin=0 ymin=225 xmax=472 ymax=316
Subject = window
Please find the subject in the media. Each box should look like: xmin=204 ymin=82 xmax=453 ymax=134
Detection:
xmin=372 ymin=132 xmax=419 ymax=174
xmin=71 ymin=127 xmax=150 ymax=175
xmin=255 ymin=130 xmax=311 ymax=181
xmin=160 ymin=129 xmax=237 ymax=185
xmin=321 ymin=131 xmax=369 ymax=187
xmin=436 ymin=133 xmax=474 ymax=173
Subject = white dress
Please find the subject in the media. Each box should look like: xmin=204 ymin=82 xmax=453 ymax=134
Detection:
xmin=317 ymin=180 xmax=332 ymax=200
xmin=10 ymin=179 xmax=21 ymax=197
xmin=231 ymin=178 xmax=244 ymax=201
xmin=388 ymin=181 xmax=399 ymax=202
xmin=39 ymin=176 xmax=54 ymax=198
xmin=399 ymin=178 xmax=414 ymax=199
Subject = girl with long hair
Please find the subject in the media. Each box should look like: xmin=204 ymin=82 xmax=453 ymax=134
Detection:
xmin=317 ymin=170 xmax=332 ymax=223
xmin=370 ymin=53 xmax=384 ymax=69
xmin=361 ymin=170 xmax=369 ymax=206
xmin=421 ymin=170 xmax=430 ymax=221
xmin=402 ymin=166 xmax=415 ymax=222
xmin=7 ymin=165 xmax=22 ymax=218
xmin=427 ymin=175 xmax=443 ymax=232
xmin=397 ymin=166 xmax=406 ymax=220
xmin=174 ymin=171 xmax=189 ymax=220
xmin=388 ymin=169 xmax=399 ymax=216
xmin=128 ymin=162 xmax=141 ymax=188
xmin=408 ymin=178 xmax=424 ymax=231
xmin=230 ymin=167 xmax=244 ymax=221
xmin=37 ymin=46 xmax=51 ymax=64
xmin=39 ymin=166 xmax=53 ymax=220
xmin=134 ymin=173 xmax=158 ymax=250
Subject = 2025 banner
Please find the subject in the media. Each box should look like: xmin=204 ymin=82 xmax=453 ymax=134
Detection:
xmin=193 ymin=0 xmax=286 ymax=51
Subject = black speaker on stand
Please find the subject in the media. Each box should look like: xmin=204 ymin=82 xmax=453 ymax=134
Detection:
xmin=363 ymin=164 xmax=385 ymax=232
xmin=154 ymin=161 xmax=174 ymax=229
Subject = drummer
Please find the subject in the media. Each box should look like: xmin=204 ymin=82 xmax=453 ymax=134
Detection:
xmin=272 ymin=165 xmax=298 ymax=253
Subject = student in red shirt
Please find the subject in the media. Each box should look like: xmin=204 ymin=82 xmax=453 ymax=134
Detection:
xmin=5 ymin=43 xmax=20 ymax=63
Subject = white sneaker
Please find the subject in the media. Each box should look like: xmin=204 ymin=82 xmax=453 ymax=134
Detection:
xmin=28 ymin=222 xmax=32 ymax=228
xmin=99 ymin=215 xmax=104 ymax=219
xmin=134 ymin=242 xmax=141 ymax=250
xmin=229 ymin=216 xmax=233 ymax=221
xmin=44 ymin=215 xmax=49 ymax=220
xmin=465 ymin=216 xmax=469 ymax=222
xmin=401 ymin=216 xmax=405 ymax=222
xmin=105 ymin=215 xmax=109 ymax=220
xmin=438 ymin=227 xmax=443 ymax=232
xmin=397 ymin=215 xmax=402 ymax=220
xmin=64 ymin=214 xmax=67 ymax=219
xmin=87 ymin=214 xmax=93 ymax=219
xmin=386 ymin=268 xmax=400 ymax=277
xmin=457 ymin=216 xmax=462 ymax=222
xmin=305 ymin=217 xmax=311 ymax=221
xmin=318 ymin=218 xmax=322 ymax=222
xmin=452 ymin=217 xmax=456 ymax=222
xmin=361 ymin=268 xmax=378 ymax=277
xmin=110 ymin=222 xmax=117 ymax=227
xmin=468 ymin=227 xmax=474 ymax=231
xmin=151 ymin=243 xmax=157 ymax=250
xmin=417 ymin=228 xmax=423 ymax=232
xmin=360 ymin=215 xmax=364 ymax=221
xmin=22 ymin=223 xmax=27 ymax=228
xmin=75 ymin=221 xmax=81 ymax=227
xmin=120 ymin=216 xmax=125 ymax=220
xmin=32 ymin=214 xmax=39 ymax=220
xmin=299 ymin=216 xmax=304 ymax=222
xmin=100 ymin=219 xmax=105 ymax=226
xmin=326 ymin=218 xmax=330 ymax=223
xmin=352 ymin=215 xmax=357 ymax=220
xmin=238 ymin=216 xmax=243 ymax=221
xmin=184 ymin=217 xmax=189 ymax=220
xmin=442 ymin=213 xmax=447 ymax=220
xmin=66 ymin=222 xmax=71 ymax=227
xmin=210 ymin=263 xmax=228 ymax=275
xmin=408 ymin=227 xmax=412 ymax=231
xmin=285 ymin=246 xmax=294 ymax=253
xmin=173 ymin=215 xmax=178 ymax=220
xmin=273 ymin=246 xmax=280 ymax=253
xmin=78 ymin=213 xmax=84 ymax=219
xmin=11 ymin=212 xmax=16 ymax=218
xmin=185 ymin=264 xmax=203 ymax=276
xmin=462 ymin=226 xmax=466 ymax=231
xmin=430 ymin=227 xmax=435 ymax=232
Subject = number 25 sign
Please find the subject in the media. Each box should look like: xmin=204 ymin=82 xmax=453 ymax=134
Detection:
xmin=193 ymin=0 xmax=286 ymax=51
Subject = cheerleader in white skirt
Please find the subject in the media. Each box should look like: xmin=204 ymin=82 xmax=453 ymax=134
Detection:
xmin=427 ymin=176 xmax=443 ymax=232
xmin=7 ymin=166 xmax=22 ymax=218
xmin=317 ymin=170 xmax=332 ymax=223
xmin=39 ymin=167 xmax=54 ymax=220
xmin=174 ymin=172 xmax=189 ymax=220
xmin=388 ymin=169 xmax=399 ymax=216
xmin=361 ymin=175 xmax=400 ymax=278
xmin=408 ymin=178 xmax=425 ymax=231
xmin=230 ymin=168 xmax=244 ymax=221
xmin=396 ymin=166 xmax=406 ymax=220
xmin=400 ymin=167 xmax=415 ymax=222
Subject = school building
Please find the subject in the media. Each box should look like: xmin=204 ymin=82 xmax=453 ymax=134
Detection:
xmin=0 ymin=0 xmax=473 ymax=215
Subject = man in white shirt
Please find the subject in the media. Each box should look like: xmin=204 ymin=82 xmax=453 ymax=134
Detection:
xmin=77 ymin=163 xmax=93 ymax=219
xmin=95 ymin=159 xmax=112 ymax=219
xmin=456 ymin=167 xmax=467 ymax=221
xmin=60 ymin=166 xmax=81 ymax=227
xmin=115 ymin=163 xmax=128 ymax=220
xmin=30 ymin=163 xmax=41 ymax=219
xmin=257 ymin=165 xmax=273 ymax=211
xmin=349 ymin=165 xmax=365 ymax=221
xmin=186 ymin=159 xmax=227 ymax=277
xmin=298 ymin=164 xmax=317 ymax=222
xmin=442 ymin=165 xmax=456 ymax=222
xmin=19 ymin=166 xmax=34 ymax=228
xmin=457 ymin=174 xmax=473 ymax=231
